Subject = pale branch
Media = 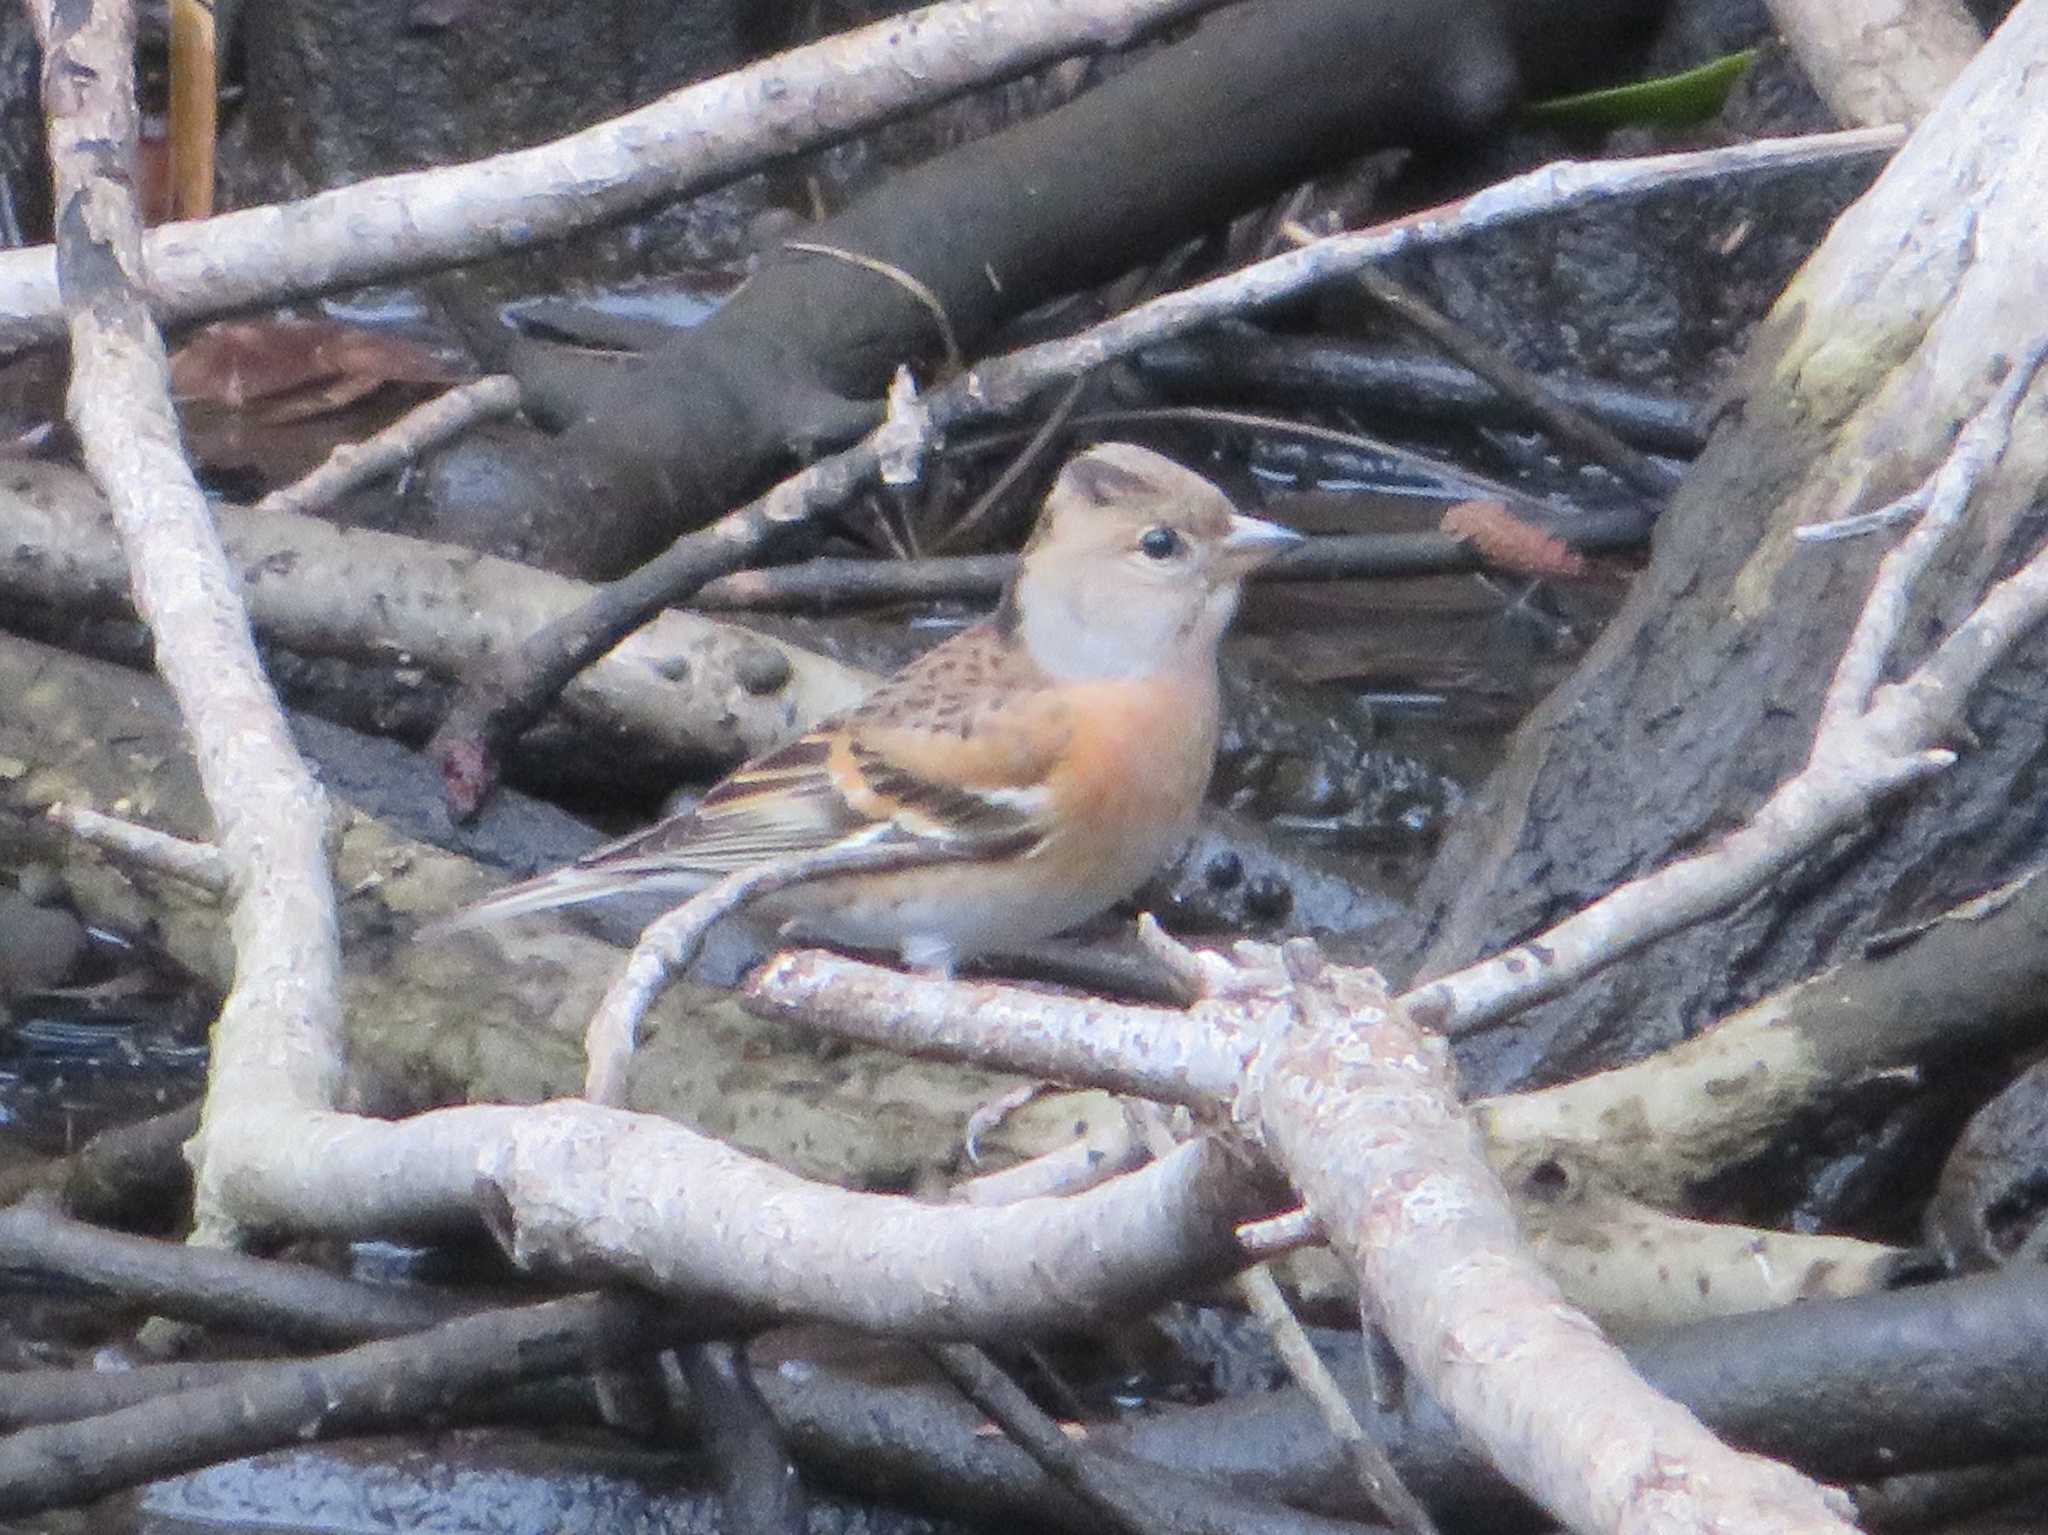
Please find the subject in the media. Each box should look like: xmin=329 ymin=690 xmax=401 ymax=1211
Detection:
xmin=45 ymin=802 xmax=228 ymax=894
xmin=1813 ymin=337 xmax=2048 ymax=736
xmin=745 ymin=946 xmax=1257 ymax=1106
xmin=208 ymin=1100 xmax=1270 ymax=1336
xmin=0 ymin=0 xmax=1230 ymax=351
xmin=0 ymin=460 xmax=874 ymax=770
xmin=742 ymin=948 xmax=1901 ymax=1333
xmin=1404 ymin=682 xmax=1953 ymax=1037
xmin=948 ymin=1111 xmax=1149 ymax=1205
xmin=1763 ymin=0 xmax=1981 ymax=128
xmin=1895 ymin=508 xmax=2048 ymax=716
xmin=1236 ymin=945 xmax=1859 ymax=1535
xmin=250 ymin=374 xmax=522 ymax=520
xmin=1478 ymin=858 xmax=2048 ymax=1211
xmin=33 ymin=0 xmax=344 ymax=1246
xmin=582 ymin=840 xmax=983 ymax=1105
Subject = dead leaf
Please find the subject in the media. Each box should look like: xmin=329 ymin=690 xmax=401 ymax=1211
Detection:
xmin=1440 ymin=499 xmax=1589 ymax=578
xmin=170 ymin=319 xmax=463 ymax=423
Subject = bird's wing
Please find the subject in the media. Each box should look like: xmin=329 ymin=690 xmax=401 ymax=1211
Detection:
xmin=619 ymin=620 xmax=1069 ymax=871
xmin=432 ymin=625 xmax=1066 ymax=929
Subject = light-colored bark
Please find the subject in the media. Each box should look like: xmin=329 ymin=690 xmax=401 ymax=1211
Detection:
xmin=0 ymin=461 xmax=873 ymax=771
xmin=1765 ymin=0 xmax=1980 ymax=127
xmin=0 ymin=0 xmax=1226 ymax=349
xmin=34 ymin=0 xmax=342 ymax=1248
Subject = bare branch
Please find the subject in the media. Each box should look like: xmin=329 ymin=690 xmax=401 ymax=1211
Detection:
xmin=923 ymin=1342 xmax=1194 ymax=1535
xmin=1236 ymin=1260 xmax=1438 ymax=1535
xmin=0 ymin=0 xmax=1230 ymax=351
xmin=1236 ymin=947 xmax=1859 ymax=1534
xmin=0 ymin=460 xmax=874 ymax=770
xmin=0 ymin=1293 xmax=700 ymax=1519
xmin=0 ymin=1201 xmax=458 ymax=1344
xmin=250 ymin=374 xmax=522 ymax=520
xmin=582 ymin=840 xmax=980 ymax=1105
xmin=746 ymin=946 xmax=1256 ymax=1106
xmin=33 ymin=0 xmax=344 ymax=1246
xmin=45 ymin=801 xmax=227 ymax=893
xmin=1812 ymin=337 xmax=2048 ymax=734
xmin=1764 ymin=0 xmax=1980 ymax=128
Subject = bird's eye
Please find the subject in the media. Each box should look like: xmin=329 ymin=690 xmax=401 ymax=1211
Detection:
xmin=1138 ymin=526 xmax=1183 ymax=560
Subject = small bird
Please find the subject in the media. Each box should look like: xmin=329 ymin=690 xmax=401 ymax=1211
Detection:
xmin=439 ymin=442 xmax=1302 ymax=970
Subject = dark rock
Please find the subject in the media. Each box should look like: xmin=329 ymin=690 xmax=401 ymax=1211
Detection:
xmin=0 ymin=883 xmax=86 ymax=1000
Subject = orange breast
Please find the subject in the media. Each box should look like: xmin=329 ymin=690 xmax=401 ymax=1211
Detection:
xmin=1046 ymin=670 xmax=1220 ymax=852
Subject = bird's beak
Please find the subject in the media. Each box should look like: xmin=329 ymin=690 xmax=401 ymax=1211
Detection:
xmin=1218 ymin=513 xmax=1305 ymax=573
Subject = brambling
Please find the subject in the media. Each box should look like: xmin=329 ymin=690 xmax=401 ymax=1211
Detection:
xmin=441 ymin=442 xmax=1302 ymax=971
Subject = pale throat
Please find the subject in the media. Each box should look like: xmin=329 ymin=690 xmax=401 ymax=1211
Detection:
xmin=1013 ymin=567 xmax=1239 ymax=682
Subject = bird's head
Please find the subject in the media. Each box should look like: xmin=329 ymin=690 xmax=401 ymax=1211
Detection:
xmin=1005 ymin=442 xmax=1301 ymax=680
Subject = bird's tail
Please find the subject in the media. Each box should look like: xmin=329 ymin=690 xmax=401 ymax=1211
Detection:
xmin=416 ymin=862 xmax=712 ymax=942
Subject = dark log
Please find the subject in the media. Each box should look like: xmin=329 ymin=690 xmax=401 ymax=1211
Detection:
xmin=0 ymin=1201 xmax=466 ymax=1346
xmin=0 ymin=1293 xmax=721 ymax=1517
xmin=1131 ymin=328 xmax=1706 ymax=457
xmin=472 ymin=0 xmax=1667 ymax=577
xmin=756 ymin=1266 xmax=2048 ymax=1531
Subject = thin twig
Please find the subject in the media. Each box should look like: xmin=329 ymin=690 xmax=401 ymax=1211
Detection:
xmin=923 ymin=1342 xmax=1174 ymax=1535
xmin=250 ymin=374 xmax=522 ymax=520
xmin=582 ymin=839 xmax=981 ymax=1105
xmin=783 ymin=241 xmax=962 ymax=371
xmin=45 ymin=802 xmax=228 ymax=894
xmin=1279 ymin=219 xmax=1679 ymax=499
xmin=1129 ymin=330 xmax=1705 ymax=454
xmin=1236 ymin=1263 xmax=1439 ymax=1535
xmin=936 ymin=375 xmax=1087 ymax=552
xmin=1812 ymin=337 xmax=2048 ymax=736
xmin=1133 ymin=1104 xmax=1435 ymax=1535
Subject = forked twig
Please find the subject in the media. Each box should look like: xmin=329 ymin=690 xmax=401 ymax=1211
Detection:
xmin=581 ymin=840 xmax=980 ymax=1105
